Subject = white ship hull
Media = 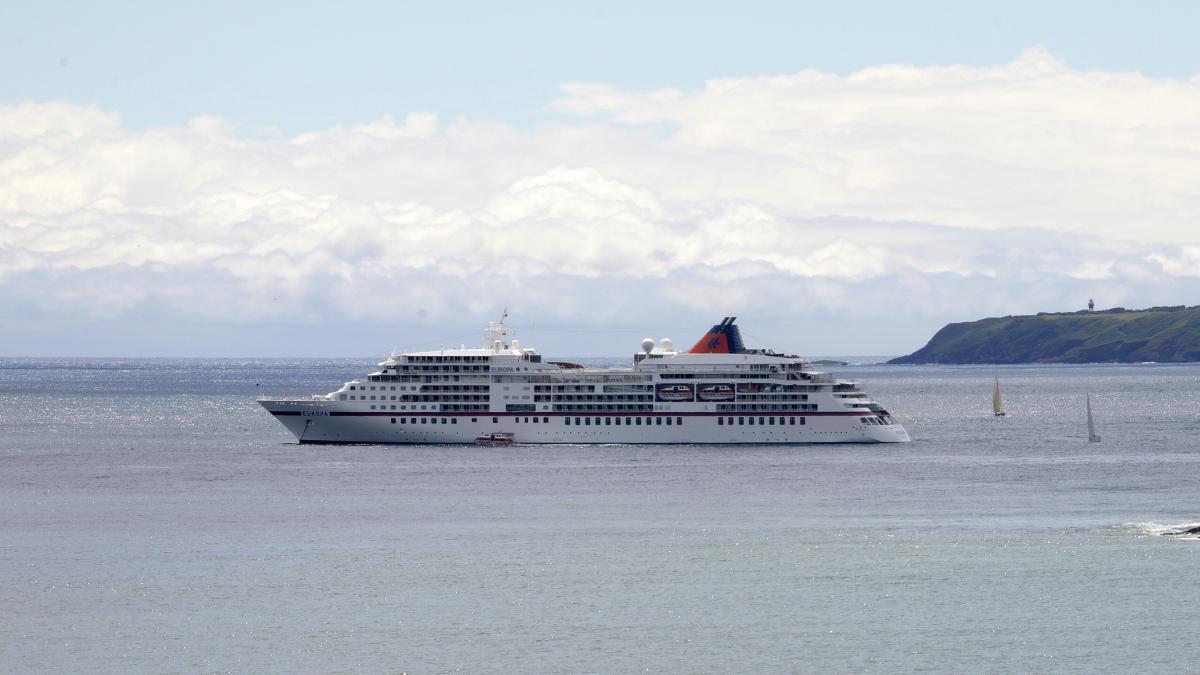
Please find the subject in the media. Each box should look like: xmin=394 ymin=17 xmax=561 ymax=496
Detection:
xmin=260 ymin=401 xmax=911 ymax=445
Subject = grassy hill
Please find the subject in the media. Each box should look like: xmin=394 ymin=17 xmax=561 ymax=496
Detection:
xmin=890 ymin=306 xmax=1200 ymax=364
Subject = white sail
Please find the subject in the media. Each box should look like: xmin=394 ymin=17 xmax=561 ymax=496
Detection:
xmin=1087 ymin=394 xmax=1101 ymax=442
xmin=993 ymin=377 xmax=1006 ymax=416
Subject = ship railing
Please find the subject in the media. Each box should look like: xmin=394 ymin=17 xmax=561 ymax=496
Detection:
xmin=805 ymin=374 xmax=838 ymax=383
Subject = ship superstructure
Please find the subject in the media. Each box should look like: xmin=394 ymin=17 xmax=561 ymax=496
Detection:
xmin=259 ymin=317 xmax=910 ymax=444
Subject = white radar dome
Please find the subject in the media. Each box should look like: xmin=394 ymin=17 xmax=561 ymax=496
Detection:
xmin=659 ymin=337 xmax=674 ymax=352
xmin=511 ymin=339 xmax=520 ymax=351
xmin=640 ymin=338 xmax=655 ymax=353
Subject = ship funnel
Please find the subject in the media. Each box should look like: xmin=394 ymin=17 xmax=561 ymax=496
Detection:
xmin=688 ymin=317 xmax=746 ymax=354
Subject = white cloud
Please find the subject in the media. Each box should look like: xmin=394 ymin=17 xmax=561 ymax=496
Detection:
xmin=1147 ymin=247 xmax=1200 ymax=277
xmin=3 ymin=49 xmax=1200 ymax=356
xmin=554 ymin=47 xmax=1200 ymax=240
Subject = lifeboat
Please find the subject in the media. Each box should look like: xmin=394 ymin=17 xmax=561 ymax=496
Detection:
xmin=475 ymin=432 xmax=515 ymax=446
xmin=656 ymin=384 xmax=694 ymax=401
xmin=698 ymin=384 xmax=735 ymax=401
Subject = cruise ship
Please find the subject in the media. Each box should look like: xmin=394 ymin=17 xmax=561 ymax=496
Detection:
xmin=259 ymin=317 xmax=910 ymax=444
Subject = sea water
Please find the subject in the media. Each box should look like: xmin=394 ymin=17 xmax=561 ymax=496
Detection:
xmin=1 ymin=358 xmax=1197 ymax=672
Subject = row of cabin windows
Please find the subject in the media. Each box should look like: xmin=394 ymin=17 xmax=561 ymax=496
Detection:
xmin=387 ymin=415 xmax=689 ymax=426
xmin=379 ymin=366 xmax=490 ymax=374
xmin=350 ymin=383 xmax=488 ymax=393
xmin=383 ymin=415 xmax=816 ymax=425
xmin=716 ymin=403 xmax=818 ymax=412
xmin=717 ymin=416 xmax=806 ymax=426
xmin=551 ymin=405 xmax=655 ymax=413
xmin=370 ymin=404 xmax=482 ymax=411
xmin=658 ymin=373 xmax=777 ymax=379
xmin=368 ymin=404 xmax=431 ymax=410
xmin=534 ymin=395 xmax=652 ymax=402
xmin=348 ymin=393 xmax=487 ymax=398
xmin=404 ymin=355 xmax=491 ymax=362
xmin=350 ymin=395 xmax=487 ymax=402
xmin=565 ymin=416 xmax=684 ymax=426
xmin=392 ymin=416 xmax=553 ymax=425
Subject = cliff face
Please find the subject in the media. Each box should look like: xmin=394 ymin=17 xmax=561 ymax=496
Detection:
xmin=889 ymin=306 xmax=1200 ymax=364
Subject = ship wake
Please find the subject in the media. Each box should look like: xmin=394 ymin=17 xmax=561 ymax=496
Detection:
xmin=1119 ymin=522 xmax=1200 ymax=539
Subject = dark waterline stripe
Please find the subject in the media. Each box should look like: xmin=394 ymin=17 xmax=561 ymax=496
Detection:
xmin=269 ymin=410 xmax=882 ymax=418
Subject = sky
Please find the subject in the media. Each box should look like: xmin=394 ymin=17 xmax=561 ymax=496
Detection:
xmin=3 ymin=1 xmax=1200 ymax=357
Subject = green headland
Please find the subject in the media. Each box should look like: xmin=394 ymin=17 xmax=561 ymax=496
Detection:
xmin=890 ymin=305 xmax=1200 ymax=364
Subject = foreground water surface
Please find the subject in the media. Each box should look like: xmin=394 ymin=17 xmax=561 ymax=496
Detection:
xmin=1 ymin=358 xmax=1197 ymax=672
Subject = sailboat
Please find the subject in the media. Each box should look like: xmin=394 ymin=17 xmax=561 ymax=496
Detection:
xmin=992 ymin=377 xmax=1006 ymax=417
xmin=1087 ymin=394 xmax=1101 ymax=442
